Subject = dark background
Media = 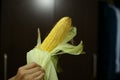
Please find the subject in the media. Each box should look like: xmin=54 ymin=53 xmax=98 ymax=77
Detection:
xmin=0 ymin=0 xmax=98 ymax=80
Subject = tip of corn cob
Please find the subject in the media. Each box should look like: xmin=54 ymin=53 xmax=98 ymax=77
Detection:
xmin=40 ymin=17 xmax=72 ymax=52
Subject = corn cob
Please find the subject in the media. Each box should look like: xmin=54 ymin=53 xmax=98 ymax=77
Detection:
xmin=40 ymin=17 xmax=71 ymax=52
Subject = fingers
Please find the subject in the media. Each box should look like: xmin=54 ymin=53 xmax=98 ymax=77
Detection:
xmin=23 ymin=70 xmax=45 ymax=80
xmin=33 ymin=72 xmax=45 ymax=80
xmin=15 ymin=62 xmax=45 ymax=80
xmin=19 ymin=62 xmax=40 ymax=70
xmin=24 ymin=64 xmax=45 ymax=78
xmin=26 ymin=65 xmax=42 ymax=74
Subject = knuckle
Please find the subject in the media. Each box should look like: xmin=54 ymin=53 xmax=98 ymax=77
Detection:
xmin=18 ymin=68 xmax=25 ymax=77
xmin=18 ymin=66 xmax=24 ymax=72
xmin=19 ymin=71 xmax=25 ymax=77
xmin=18 ymin=67 xmax=22 ymax=71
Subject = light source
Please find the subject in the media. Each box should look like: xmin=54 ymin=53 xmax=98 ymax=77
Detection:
xmin=34 ymin=0 xmax=55 ymax=11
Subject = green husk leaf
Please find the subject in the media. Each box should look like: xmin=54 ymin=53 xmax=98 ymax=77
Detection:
xmin=27 ymin=26 xmax=84 ymax=80
xmin=27 ymin=48 xmax=58 ymax=80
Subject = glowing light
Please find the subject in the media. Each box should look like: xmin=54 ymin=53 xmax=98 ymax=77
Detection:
xmin=35 ymin=0 xmax=55 ymax=9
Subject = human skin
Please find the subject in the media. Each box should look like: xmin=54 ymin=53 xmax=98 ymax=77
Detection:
xmin=8 ymin=62 xmax=45 ymax=80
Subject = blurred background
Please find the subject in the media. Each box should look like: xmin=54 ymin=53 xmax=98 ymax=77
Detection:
xmin=0 ymin=0 xmax=120 ymax=80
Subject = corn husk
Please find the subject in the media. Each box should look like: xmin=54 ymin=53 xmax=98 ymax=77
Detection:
xmin=27 ymin=17 xmax=83 ymax=80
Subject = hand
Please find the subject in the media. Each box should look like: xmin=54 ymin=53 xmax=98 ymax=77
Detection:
xmin=9 ymin=62 xmax=45 ymax=80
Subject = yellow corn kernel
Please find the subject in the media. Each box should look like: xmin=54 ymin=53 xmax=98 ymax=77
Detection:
xmin=40 ymin=17 xmax=71 ymax=52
